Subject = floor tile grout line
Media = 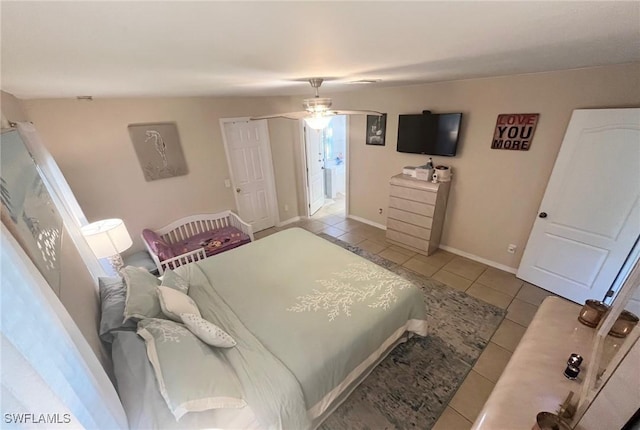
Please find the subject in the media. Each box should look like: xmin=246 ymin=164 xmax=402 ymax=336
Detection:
xmin=472 ymin=279 xmax=524 ymax=298
xmin=441 ymin=406 xmax=474 ymax=427
xmin=447 ymin=370 xmax=495 ymax=423
xmin=482 ymin=341 xmax=514 ymax=356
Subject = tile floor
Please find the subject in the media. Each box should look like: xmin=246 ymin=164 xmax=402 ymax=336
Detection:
xmin=254 ymin=207 xmax=558 ymax=430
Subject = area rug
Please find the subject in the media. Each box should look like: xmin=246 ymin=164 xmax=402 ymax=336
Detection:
xmin=317 ymin=234 xmax=506 ymax=430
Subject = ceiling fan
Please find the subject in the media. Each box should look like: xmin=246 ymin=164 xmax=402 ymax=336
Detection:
xmin=250 ymin=78 xmax=383 ymax=129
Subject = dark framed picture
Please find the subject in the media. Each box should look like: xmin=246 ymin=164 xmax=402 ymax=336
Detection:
xmin=366 ymin=114 xmax=387 ymax=146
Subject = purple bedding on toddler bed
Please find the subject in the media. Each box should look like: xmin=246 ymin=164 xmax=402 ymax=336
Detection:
xmin=142 ymin=226 xmax=251 ymax=262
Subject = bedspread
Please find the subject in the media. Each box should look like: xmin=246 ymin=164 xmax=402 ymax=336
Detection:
xmin=175 ymin=228 xmax=428 ymax=425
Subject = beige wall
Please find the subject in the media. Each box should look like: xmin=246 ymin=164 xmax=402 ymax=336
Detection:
xmin=23 ymin=96 xmax=300 ymax=253
xmin=16 ymin=62 xmax=640 ymax=271
xmin=1 ymin=90 xmax=29 ymax=124
xmin=326 ymin=63 xmax=640 ymax=269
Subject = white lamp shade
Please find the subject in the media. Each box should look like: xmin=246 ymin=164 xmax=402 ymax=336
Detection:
xmin=81 ymin=219 xmax=132 ymax=259
xmin=305 ymin=115 xmax=332 ymax=130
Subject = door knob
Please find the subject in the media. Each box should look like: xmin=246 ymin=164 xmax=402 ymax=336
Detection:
xmin=236 ymin=188 xmax=241 ymax=193
xmin=539 ymin=212 xmax=548 ymax=218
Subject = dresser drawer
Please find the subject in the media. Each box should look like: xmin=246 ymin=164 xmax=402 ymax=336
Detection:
xmin=389 ymin=196 xmax=435 ymax=217
xmin=389 ymin=185 xmax=437 ymax=205
xmin=388 ymin=208 xmax=433 ymax=229
xmin=386 ymin=229 xmax=429 ymax=252
xmin=387 ymin=219 xmax=431 ymax=240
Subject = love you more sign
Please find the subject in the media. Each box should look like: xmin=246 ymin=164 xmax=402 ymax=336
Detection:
xmin=491 ymin=113 xmax=539 ymax=150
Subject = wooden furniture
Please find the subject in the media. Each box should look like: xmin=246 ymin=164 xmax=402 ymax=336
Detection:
xmin=385 ymin=174 xmax=450 ymax=256
xmin=142 ymin=211 xmax=254 ymax=274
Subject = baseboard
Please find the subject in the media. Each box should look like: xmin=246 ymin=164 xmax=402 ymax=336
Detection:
xmin=439 ymin=245 xmax=518 ymax=274
xmin=276 ymin=216 xmax=301 ymax=227
xmin=347 ymin=214 xmax=387 ymax=230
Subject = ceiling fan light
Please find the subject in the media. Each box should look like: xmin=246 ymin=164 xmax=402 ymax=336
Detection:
xmin=305 ymin=115 xmax=332 ymax=130
xmin=304 ymin=97 xmax=332 ymax=113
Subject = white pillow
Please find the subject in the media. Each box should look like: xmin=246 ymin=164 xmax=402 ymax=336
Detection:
xmin=160 ymin=269 xmax=189 ymax=294
xmin=180 ymin=313 xmax=236 ymax=348
xmin=157 ymin=286 xmax=200 ymax=322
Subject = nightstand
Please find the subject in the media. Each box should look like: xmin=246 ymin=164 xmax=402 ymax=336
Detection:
xmin=123 ymin=250 xmax=159 ymax=276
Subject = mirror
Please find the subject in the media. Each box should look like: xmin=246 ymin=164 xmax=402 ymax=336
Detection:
xmin=0 ymin=129 xmax=64 ymax=293
xmin=572 ymin=258 xmax=640 ymax=425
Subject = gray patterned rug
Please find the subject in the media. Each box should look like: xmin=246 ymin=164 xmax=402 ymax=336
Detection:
xmin=317 ymin=234 xmax=506 ymax=430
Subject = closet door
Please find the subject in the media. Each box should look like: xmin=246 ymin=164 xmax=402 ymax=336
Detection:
xmin=517 ymin=109 xmax=640 ymax=304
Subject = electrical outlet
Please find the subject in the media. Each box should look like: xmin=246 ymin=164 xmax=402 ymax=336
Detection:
xmin=507 ymin=244 xmax=517 ymax=254
xmin=378 ymin=208 xmax=383 ymax=215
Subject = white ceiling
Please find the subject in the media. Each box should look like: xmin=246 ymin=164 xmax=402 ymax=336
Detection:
xmin=2 ymin=1 xmax=639 ymax=99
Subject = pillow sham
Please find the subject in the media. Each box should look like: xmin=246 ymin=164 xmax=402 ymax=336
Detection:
xmin=122 ymin=266 xmax=162 ymax=321
xmin=180 ymin=313 xmax=236 ymax=348
xmin=157 ymin=286 xmax=200 ymax=322
xmin=98 ymin=276 xmax=137 ymax=342
xmin=137 ymin=318 xmax=246 ymax=420
xmin=161 ymin=269 xmax=189 ymax=294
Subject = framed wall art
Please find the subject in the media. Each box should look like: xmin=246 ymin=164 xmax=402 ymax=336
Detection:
xmin=366 ymin=114 xmax=387 ymax=146
xmin=128 ymin=122 xmax=188 ymax=181
xmin=491 ymin=113 xmax=539 ymax=151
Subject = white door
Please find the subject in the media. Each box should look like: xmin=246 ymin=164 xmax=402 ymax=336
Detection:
xmin=221 ymin=119 xmax=277 ymax=232
xmin=305 ymin=125 xmax=325 ymax=215
xmin=517 ymin=109 xmax=640 ymax=304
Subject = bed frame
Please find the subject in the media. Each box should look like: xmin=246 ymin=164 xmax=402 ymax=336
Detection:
xmin=143 ymin=211 xmax=254 ymax=274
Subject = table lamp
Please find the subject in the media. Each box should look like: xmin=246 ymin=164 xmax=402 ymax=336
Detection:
xmin=81 ymin=218 xmax=132 ymax=273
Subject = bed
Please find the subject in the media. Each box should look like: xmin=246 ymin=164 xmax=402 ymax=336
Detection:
xmin=109 ymin=228 xmax=428 ymax=429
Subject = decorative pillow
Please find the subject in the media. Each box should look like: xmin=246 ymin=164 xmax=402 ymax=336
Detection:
xmin=161 ymin=269 xmax=189 ymax=294
xmin=157 ymin=286 xmax=201 ymax=322
xmin=122 ymin=266 xmax=162 ymax=321
xmin=137 ymin=318 xmax=246 ymax=419
xmin=98 ymin=277 xmax=137 ymax=342
xmin=180 ymin=313 xmax=236 ymax=348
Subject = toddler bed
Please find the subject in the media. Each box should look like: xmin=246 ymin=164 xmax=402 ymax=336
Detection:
xmin=142 ymin=211 xmax=253 ymax=274
xmin=107 ymin=228 xmax=428 ymax=429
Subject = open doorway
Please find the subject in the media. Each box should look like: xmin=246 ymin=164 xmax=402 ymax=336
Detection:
xmin=303 ymin=115 xmax=347 ymax=219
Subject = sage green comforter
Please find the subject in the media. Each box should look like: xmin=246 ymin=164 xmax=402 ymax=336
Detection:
xmin=176 ymin=228 xmax=427 ymax=429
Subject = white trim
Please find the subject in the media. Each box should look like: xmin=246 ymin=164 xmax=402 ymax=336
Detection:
xmin=605 ymin=238 xmax=640 ymax=303
xmin=344 ymin=117 xmax=350 ymax=217
xmin=347 ymin=214 xmax=387 ymax=231
xmin=439 ymin=244 xmax=518 ymax=274
xmin=219 ymin=117 xmax=280 ymax=229
xmin=297 ymin=120 xmax=310 ymax=217
xmin=299 ymin=116 xmax=350 ymax=218
xmin=276 ymin=216 xmax=301 ymax=227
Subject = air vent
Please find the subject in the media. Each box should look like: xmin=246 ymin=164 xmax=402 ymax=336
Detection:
xmin=350 ymin=79 xmax=381 ymax=84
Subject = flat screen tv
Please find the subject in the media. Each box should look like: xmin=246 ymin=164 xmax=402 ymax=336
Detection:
xmin=397 ymin=112 xmax=462 ymax=156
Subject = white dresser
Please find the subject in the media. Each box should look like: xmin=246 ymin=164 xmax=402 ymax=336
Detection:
xmin=385 ymin=174 xmax=450 ymax=256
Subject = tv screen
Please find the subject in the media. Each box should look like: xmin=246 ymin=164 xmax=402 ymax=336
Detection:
xmin=397 ymin=114 xmax=425 ymax=154
xmin=429 ymin=113 xmax=462 ymax=157
xmin=396 ymin=112 xmax=462 ymax=156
